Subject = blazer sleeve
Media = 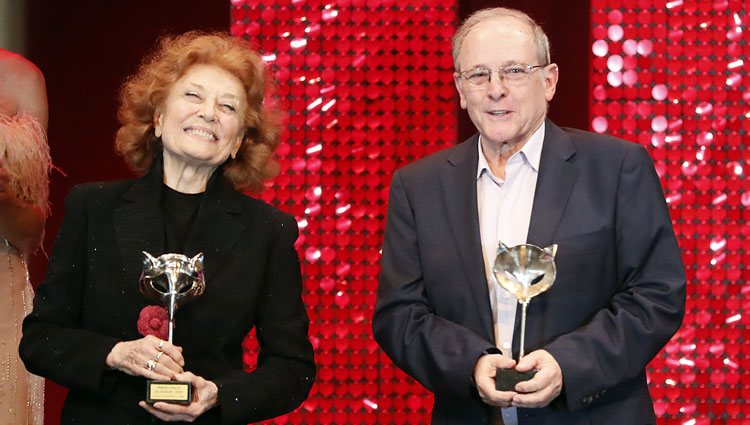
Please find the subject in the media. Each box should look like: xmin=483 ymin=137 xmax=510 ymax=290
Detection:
xmin=545 ymin=144 xmax=686 ymax=410
xmin=20 ymin=185 xmax=121 ymax=393
xmin=212 ymin=213 xmax=316 ymax=424
xmin=373 ymin=169 xmax=497 ymax=402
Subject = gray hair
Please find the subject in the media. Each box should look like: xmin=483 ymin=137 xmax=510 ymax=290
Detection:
xmin=452 ymin=7 xmax=550 ymax=70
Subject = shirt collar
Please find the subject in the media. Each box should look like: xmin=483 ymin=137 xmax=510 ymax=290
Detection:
xmin=475 ymin=122 xmax=546 ymax=180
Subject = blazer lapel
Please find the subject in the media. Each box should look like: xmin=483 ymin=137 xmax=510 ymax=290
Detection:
xmin=113 ymin=166 xmax=166 ymax=289
xmin=183 ymin=173 xmax=245 ymax=286
xmin=511 ymin=121 xmax=577 ymax=357
xmin=442 ymin=134 xmax=495 ymax=341
xmin=526 ymin=120 xmax=578 ymax=247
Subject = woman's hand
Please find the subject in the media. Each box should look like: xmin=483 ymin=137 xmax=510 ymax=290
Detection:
xmin=105 ymin=335 xmax=184 ymax=381
xmin=139 ymin=371 xmax=219 ymax=422
xmin=0 ymin=157 xmax=46 ymax=255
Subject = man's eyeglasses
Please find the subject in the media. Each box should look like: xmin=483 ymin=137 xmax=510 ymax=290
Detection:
xmin=455 ymin=64 xmax=547 ymax=88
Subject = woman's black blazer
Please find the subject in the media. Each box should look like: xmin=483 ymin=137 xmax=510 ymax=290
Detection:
xmin=21 ymin=162 xmax=316 ymax=424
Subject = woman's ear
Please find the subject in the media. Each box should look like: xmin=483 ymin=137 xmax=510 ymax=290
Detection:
xmin=153 ymin=110 xmax=163 ymax=137
xmin=230 ymin=138 xmax=243 ymax=159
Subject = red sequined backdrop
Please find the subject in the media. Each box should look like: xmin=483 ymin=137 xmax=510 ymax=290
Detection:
xmin=231 ymin=0 xmax=749 ymax=423
xmin=231 ymin=1 xmax=455 ymax=423
xmin=591 ymin=0 xmax=749 ymax=423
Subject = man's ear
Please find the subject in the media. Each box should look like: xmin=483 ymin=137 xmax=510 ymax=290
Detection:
xmin=454 ymin=74 xmax=468 ymax=110
xmin=543 ymin=64 xmax=559 ymax=102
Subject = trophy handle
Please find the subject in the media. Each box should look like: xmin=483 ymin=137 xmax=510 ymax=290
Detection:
xmin=167 ymin=292 xmax=177 ymax=344
xmin=543 ymin=244 xmax=558 ymax=258
xmin=519 ymin=300 xmax=529 ymax=359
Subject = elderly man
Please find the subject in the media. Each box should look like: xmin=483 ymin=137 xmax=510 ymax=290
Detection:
xmin=373 ymin=7 xmax=685 ymax=425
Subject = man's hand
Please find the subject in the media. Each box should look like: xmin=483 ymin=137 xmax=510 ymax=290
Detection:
xmin=473 ymin=353 xmax=517 ymax=407
xmin=512 ymin=349 xmax=563 ymax=408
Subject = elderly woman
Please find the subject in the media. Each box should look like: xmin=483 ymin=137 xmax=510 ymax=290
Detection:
xmin=20 ymin=32 xmax=315 ymax=424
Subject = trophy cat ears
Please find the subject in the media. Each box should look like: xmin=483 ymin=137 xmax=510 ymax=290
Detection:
xmin=496 ymin=242 xmax=558 ymax=258
xmin=142 ymin=251 xmax=205 ymax=272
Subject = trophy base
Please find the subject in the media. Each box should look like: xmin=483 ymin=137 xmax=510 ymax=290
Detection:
xmin=146 ymin=380 xmax=193 ymax=405
xmin=495 ymin=368 xmax=537 ymax=391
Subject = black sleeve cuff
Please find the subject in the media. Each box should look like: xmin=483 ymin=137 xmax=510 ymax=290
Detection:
xmin=481 ymin=347 xmax=503 ymax=356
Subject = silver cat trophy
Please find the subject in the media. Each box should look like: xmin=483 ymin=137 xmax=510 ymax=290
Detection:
xmin=492 ymin=243 xmax=558 ymax=391
xmin=140 ymin=251 xmax=205 ymax=405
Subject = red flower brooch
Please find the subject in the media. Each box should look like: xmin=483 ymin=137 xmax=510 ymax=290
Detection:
xmin=137 ymin=305 xmax=169 ymax=340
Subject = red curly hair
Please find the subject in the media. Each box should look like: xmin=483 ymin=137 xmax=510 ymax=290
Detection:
xmin=115 ymin=31 xmax=281 ymax=192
